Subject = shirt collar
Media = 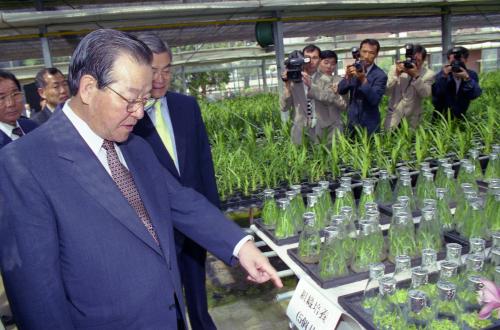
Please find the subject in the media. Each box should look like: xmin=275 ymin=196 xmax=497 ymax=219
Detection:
xmin=365 ymin=63 xmax=374 ymax=75
xmin=62 ymin=101 xmax=104 ymax=156
xmin=0 ymin=120 xmax=19 ymax=138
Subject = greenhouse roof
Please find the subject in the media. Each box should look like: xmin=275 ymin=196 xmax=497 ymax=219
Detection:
xmin=0 ymin=0 xmax=499 ymax=62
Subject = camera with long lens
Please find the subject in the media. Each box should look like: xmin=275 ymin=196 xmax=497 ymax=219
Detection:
xmin=282 ymin=50 xmax=310 ymax=83
xmin=403 ymin=43 xmax=416 ymax=69
xmin=450 ymin=47 xmax=467 ymax=73
xmin=351 ymin=47 xmax=364 ymax=72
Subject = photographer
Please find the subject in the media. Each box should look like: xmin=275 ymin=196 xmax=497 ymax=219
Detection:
xmin=307 ymin=50 xmax=347 ymax=139
xmin=384 ymin=44 xmax=434 ymax=129
xmin=338 ymin=39 xmax=388 ymax=135
xmin=280 ymin=44 xmax=321 ymax=144
xmin=432 ymin=46 xmax=482 ymax=119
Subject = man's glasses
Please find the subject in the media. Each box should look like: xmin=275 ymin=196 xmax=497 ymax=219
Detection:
xmin=0 ymin=91 xmax=24 ymax=107
xmin=106 ymin=85 xmax=148 ymax=113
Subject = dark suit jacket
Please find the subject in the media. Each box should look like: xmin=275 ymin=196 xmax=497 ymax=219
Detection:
xmin=133 ymin=91 xmax=220 ymax=208
xmin=338 ymin=64 xmax=388 ymax=134
xmin=431 ymin=69 xmax=482 ymax=118
xmin=0 ymin=110 xmax=245 ymax=329
xmin=30 ymin=106 xmax=53 ymax=125
xmin=0 ymin=117 xmax=38 ymax=149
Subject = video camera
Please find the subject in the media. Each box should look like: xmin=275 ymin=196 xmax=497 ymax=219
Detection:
xmin=403 ymin=43 xmax=416 ymax=69
xmin=450 ymin=47 xmax=467 ymax=73
xmin=351 ymin=47 xmax=364 ymax=72
xmin=282 ymin=50 xmax=310 ymax=83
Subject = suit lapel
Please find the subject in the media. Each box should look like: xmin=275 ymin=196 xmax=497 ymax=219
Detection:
xmin=166 ymin=93 xmax=186 ymax=176
xmin=0 ymin=129 xmax=12 ymax=147
xmin=52 ymin=111 xmax=163 ymax=255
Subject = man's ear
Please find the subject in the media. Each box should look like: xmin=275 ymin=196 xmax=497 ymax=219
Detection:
xmin=37 ymin=87 xmax=46 ymax=99
xmin=79 ymin=75 xmax=97 ymax=105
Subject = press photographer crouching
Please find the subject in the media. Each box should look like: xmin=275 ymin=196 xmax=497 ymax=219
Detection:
xmin=280 ymin=44 xmax=321 ymax=144
xmin=338 ymin=39 xmax=388 ymax=135
xmin=432 ymin=46 xmax=482 ymax=120
xmin=384 ymin=43 xmax=435 ymax=130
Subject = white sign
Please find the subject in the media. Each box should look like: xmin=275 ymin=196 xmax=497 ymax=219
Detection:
xmin=287 ymin=278 xmax=343 ymax=330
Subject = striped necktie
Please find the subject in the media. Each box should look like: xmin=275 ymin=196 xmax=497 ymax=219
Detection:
xmin=12 ymin=127 xmax=24 ymax=137
xmin=147 ymin=99 xmax=177 ymax=164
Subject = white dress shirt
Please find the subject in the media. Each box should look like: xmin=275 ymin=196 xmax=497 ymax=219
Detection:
xmin=0 ymin=121 xmax=24 ymax=141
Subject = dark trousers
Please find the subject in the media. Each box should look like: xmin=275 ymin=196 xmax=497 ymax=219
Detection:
xmin=177 ymin=235 xmax=217 ymax=330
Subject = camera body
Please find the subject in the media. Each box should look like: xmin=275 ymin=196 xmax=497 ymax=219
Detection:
xmin=450 ymin=47 xmax=467 ymax=73
xmin=351 ymin=47 xmax=364 ymax=72
xmin=283 ymin=50 xmax=310 ymax=83
xmin=403 ymin=43 xmax=416 ymax=69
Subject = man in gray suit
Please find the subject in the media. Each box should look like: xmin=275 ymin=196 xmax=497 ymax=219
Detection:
xmin=280 ymin=44 xmax=321 ymax=145
xmin=31 ymin=67 xmax=70 ymax=124
xmin=307 ymin=50 xmax=347 ymax=140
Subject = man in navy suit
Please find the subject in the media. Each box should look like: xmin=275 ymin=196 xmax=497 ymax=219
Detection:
xmin=134 ymin=33 xmax=220 ymax=329
xmin=31 ymin=67 xmax=70 ymax=125
xmin=432 ymin=46 xmax=482 ymax=120
xmin=0 ymin=70 xmax=38 ymax=149
xmin=338 ymin=39 xmax=388 ymax=134
xmin=0 ymin=29 xmax=282 ymax=330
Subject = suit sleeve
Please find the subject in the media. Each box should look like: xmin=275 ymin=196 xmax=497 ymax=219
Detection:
xmin=413 ymin=68 xmax=434 ymax=98
xmin=193 ymin=98 xmax=220 ymax=208
xmin=357 ymin=70 xmax=388 ymax=108
xmin=462 ymin=70 xmax=482 ymax=100
xmin=337 ymin=77 xmax=351 ymax=95
xmin=279 ymin=85 xmax=293 ymax=112
xmin=0 ymin=150 xmax=74 ymax=329
xmin=385 ymin=65 xmax=399 ymax=95
xmin=308 ymin=77 xmax=347 ymax=111
xmin=431 ymin=71 xmax=448 ymax=110
xmin=160 ymin=166 xmax=245 ymax=266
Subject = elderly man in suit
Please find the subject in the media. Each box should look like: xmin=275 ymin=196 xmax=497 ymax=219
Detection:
xmin=133 ymin=32 xmax=220 ymax=329
xmin=0 ymin=29 xmax=281 ymax=330
xmin=31 ymin=67 xmax=70 ymax=125
xmin=0 ymin=70 xmax=38 ymax=149
xmin=338 ymin=39 xmax=388 ymax=135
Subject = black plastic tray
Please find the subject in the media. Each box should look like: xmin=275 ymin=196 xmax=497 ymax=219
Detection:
xmin=287 ymin=245 xmax=447 ymax=290
xmin=253 ymin=218 xmax=299 ymax=246
xmin=443 ymin=230 xmax=492 ymax=254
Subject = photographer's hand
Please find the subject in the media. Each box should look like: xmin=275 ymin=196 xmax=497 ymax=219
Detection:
xmin=442 ymin=64 xmax=452 ymax=77
xmin=345 ymin=65 xmax=355 ymax=79
xmin=454 ymin=67 xmax=470 ymax=81
xmin=302 ymin=72 xmax=312 ymax=88
xmin=405 ymin=64 xmax=419 ymax=78
xmin=395 ymin=62 xmax=405 ymax=76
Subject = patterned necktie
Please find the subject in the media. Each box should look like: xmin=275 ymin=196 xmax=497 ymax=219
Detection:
xmin=146 ymin=99 xmax=177 ymax=165
xmin=12 ymin=127 xmax=24 ymax=137
xmin=102 ymin=139 xmax=159 ymax=245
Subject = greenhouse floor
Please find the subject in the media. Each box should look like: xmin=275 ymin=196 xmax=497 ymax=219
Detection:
xmin=206 ymin=253 xmax=295 ymax=330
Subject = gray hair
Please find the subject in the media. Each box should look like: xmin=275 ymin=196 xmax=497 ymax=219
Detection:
xmin=68 ymin=29 xmax=153 ymax=96
xmin=35 ymin=67 xmax=64 ymax=89
xmin=136 ymin=32 xmax=173 ymax=59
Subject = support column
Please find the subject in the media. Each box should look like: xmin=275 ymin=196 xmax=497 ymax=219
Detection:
xmin=36 ymin=0 xmax=52 ymax=67
xmin=441 ymin=6 xmax=452 ymax=65
xmin=180 ymin=65 xmax=187 ymax=94
xmin=272 ymin=11 xmax=285 ymax=99
xmin=261 ymin=59 xmax=268 ymax=92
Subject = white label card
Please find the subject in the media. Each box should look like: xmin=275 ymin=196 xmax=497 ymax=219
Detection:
xmin=286 ymin=278 xmax=343 ymax=330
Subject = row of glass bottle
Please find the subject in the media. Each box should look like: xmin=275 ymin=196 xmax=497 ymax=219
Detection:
xmin=362 ymin=235 xmax=500 ymax=329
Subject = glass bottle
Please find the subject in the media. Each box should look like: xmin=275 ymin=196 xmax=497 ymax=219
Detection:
xmin=290 ymin=184 xmax=306 ymax=219
xmin=340 ymin=206 xmax=357 ymax=238
xmin=436 ymin=163 xmax=452 ymax=190
xmin=457 ymin=162 xmax=478 ymax=191
xmin=358 ymin=180 xmax=375 ymax=220
xmin=435 ymin=281 xmax=460 ymax=324
xmin=364 ymin=201 xmax=378 ymax=214
xmin=406 ymin=290 xmax=433 ymax=328
xmin=434 ymin=158 xmax=449 ymax=189
xmin=421 ymin=248 xmax=439 ymax=274
xmin=396 ymin=176 xmax=416 ymax=211
xmin=464 ymin=253 xmax=485 ymax=278
xmin=319 ymin=226 xmax=349 ymax=279
xmin=352 ymin=221 xmax=382 ymax=273
xmin=318 ymin=180 xmax=333 ymax=215
xmin=275 ymin=198 xmax=294 ymax=239
xmin=362 ymin=262 xmax=385 ymax=314
xmin=331 ymin=187 xmax=347 ymax=216
xmin=411 ymin=267 xmax=429 ymax=289
xmin=445 ymin=243 xmax=463 ymax=267
xmin=285 ymin=190 xmax=302 ymax=232
xmin=469 ymin=237 xmax=486 ymax=259
xmin=418 ymin=172 xmax=436 ymax=210
xmin=416 ymin=168 xmax=432 ymax=208
xmin=486 ymin=247 xmax=500 ymax=281
xmin=454 ymin=189 xmax=477 ymax=233
xmin=485 ymin=189 xmax=500 ymax=234
xmin=340 ymin=182 xmax=356 ymax=216
xmin=298 ymin=212 xmax=321 ymax=264
xmin=438 ymin=260 xmax=460 ymax=286
xmin=388 ymin=211 xmax=417 ymax=262
xmin=397 ymin=195 xmax=412 ymax=215
xmin=393 ymin=254 xmax=412 ymax=281
xmin=373 ymin=276 xmax=406 ymax=330
xmin=484 ymin=152 xmax=499 ymax=181
xmin=375 ymin=169 xmax=393 ymax=205
xmin=458 ymin=275 xmax=483 ymax=312
xmin=415 ymin=162 xmax=431 ymax=197
xmin=468 ymin=148 xmax=483 ymax=179
xmin=261 ymin=189 xmax=278 ymax=228
xmin=436 ymin=187 xmax=453 ymax=231
xmin=416 ymin=206 xmax=443 ymax=252
xmin=391 ymin=203 xmax=406 ymax=225
xmin=442 ymin=168 xmax=457 ymax=203
xmin=462 ymin=197 xmax=487 ymax=240
xmin=311 ymin=187 xmax=327 ymax=228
